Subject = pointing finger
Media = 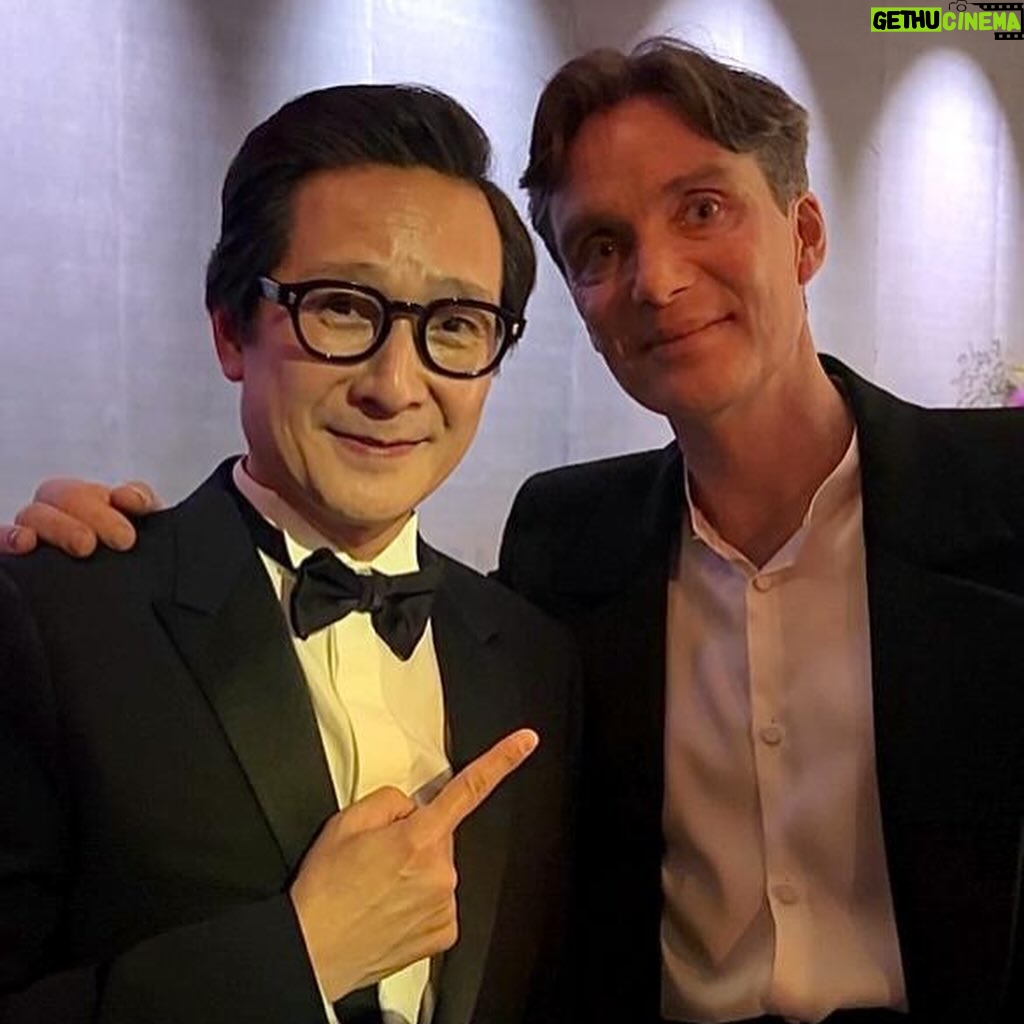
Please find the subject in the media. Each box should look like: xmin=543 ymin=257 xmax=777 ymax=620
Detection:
xmin=419 ymin=728 xmax=538 ymax=836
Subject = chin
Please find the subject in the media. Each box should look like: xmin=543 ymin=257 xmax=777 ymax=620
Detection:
xmin=315 ymin=490 xmax=414 ymax=528
xmin=639 ymin=359 xmax=754 ymax=418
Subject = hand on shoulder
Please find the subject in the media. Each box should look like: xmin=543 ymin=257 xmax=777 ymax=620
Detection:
xmin=0 ymin=478 xmax=161 ymax=557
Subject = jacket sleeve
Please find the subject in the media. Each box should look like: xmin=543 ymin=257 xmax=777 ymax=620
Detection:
xmin=0 ymin=567 xmax=326 ymax=1024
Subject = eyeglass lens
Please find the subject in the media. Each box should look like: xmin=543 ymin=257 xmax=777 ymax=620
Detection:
xmin=298 ymin=285 xmax=504 ymax=375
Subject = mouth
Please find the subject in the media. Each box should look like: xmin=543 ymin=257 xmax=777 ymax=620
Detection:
xmin=645 ymin=314 xmax=735 ymax=352
xmin=326 ymin=429 xmax=426 ymax=456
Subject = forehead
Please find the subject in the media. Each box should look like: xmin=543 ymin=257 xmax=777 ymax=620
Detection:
xmin=550 ymin=96 xmax=768 ymax=238
xmin=280 ymin=164 xmax=503 ymax=295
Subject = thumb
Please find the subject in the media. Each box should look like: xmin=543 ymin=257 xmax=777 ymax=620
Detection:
xmin=331 ymin=785 xmax=417 ymax=839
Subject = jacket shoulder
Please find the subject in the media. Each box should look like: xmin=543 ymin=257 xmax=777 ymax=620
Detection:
xmin=496 ymin=447 xmax=676 ymax=606
xmin=438 ymin=549 xmax=577 ymax=657
xmin=0 ymin=506 xmax=178 ymax=607
xmin=506 ymin=448 xmax=670 ymax=536
xmin=0 ymin=463 xmax=237 ymax=610
xmin=520 ymin=447 xmax=668 ymax=500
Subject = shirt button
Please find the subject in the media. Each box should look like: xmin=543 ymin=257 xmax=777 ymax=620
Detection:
xmin=752 ymin=575 xmax=774 ymax=592
xmin=772 ymin=882 xmax=799 ymax=905
xmin=759 ymin=724 xmax=783 ymax=745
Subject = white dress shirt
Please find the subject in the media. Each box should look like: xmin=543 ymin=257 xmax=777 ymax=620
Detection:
xmin=661 ymin=434 xmax=907 ymax=1023
xmin=235 ymin=461 xmax=449 ymax=1024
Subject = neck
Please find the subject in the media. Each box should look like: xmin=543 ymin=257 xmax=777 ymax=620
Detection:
xmin=314 ymin=516 xmax=411 ymax=562
xmin=672 ymin=349 xmax=853 ymax=568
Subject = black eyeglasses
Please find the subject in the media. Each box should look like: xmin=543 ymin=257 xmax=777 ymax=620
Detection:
xmin=257 ymin=276 xmax=525 ymax=379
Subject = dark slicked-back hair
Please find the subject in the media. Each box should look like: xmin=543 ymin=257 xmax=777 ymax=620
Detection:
xmin=206 ymin=84 xmax=535 ymax=336
xmin=521 ymin=37 xmax=810 ymax=268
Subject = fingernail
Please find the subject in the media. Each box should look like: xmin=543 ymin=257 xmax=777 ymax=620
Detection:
xmin=71 ymin=530 xmax=93 ymax=557
xmin=6 ymin=526 xmax=23 ymax=550
xmin=112 ymin=527 xmax=134 ymax=551
xmin=519 ymin=730 xmax=539 ymax=755
xmin=127 ymin=485 xmax=151 ymax=507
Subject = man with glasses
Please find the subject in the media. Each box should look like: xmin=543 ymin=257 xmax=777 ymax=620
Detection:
xmin=0 ymin=84 xmax=577 ymax=1024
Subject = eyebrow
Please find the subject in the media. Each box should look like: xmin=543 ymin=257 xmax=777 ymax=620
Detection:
xmin=557 ymin=161 xmax=737 ymax=258
xmin=662 ymin=162 xmax=737 ymax=194
xmin=295 ymin=261 xmax=497 ymax=303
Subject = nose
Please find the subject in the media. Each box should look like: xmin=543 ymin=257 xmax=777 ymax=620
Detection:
xmin=629 ymin=228 xmax=699 ymax=307
xmin=345 ymin=319 xmax=429 ymax=418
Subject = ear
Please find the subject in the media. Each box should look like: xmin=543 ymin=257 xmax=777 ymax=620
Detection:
xmin=211 ymin=307 xmax=245 ymax=382
xmin=793 ymin=192 xmax=827 ymax=285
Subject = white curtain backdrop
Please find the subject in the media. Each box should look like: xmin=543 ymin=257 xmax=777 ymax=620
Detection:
xmin=1 ymin=0 xmax=1021 ymax=568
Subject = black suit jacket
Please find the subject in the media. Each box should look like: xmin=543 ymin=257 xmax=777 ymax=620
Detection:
xmin=498 ymin=356 xmax=1024 ymax=1022
xmin=0 ymin=462 xmax=579 ymax=1024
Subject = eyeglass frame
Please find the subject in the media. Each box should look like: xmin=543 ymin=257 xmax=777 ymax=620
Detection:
xmin=256 ymin=275 xmax=525 ymax=379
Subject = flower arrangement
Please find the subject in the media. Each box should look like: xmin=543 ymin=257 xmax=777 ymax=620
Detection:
xmin=1008 ymin=369 xmax=1024 ymax=408
xmin=953 ymin=338 xmax=1024 ymax=408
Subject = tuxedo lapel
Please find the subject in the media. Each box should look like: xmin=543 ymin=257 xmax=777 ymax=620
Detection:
xmin=154 ymin=464 xmax=336 ymax=874
xmin=427 ymin=553 xmax=518 ymax=1024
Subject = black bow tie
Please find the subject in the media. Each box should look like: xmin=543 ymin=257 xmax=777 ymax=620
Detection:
xmin=290 ymin=547 xmax=441 ymax=660
xmin=227 ymin=478 xmax=440 ymax=661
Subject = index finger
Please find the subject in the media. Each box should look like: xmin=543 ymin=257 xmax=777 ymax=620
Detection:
xmin=419 ymin=728 xmax=538 ymax=835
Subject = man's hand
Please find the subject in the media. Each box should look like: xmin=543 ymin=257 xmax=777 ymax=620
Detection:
xmin=291 ymin=727 xmax=538 ymax=1001
xmin=0 ymin=478 xmax=161 ymax=556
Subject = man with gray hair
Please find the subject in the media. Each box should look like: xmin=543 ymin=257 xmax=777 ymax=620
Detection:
xmin=500 ymin=37 xmax=1023 ymax=1024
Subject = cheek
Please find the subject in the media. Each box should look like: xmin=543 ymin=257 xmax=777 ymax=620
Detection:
xmin=438 ymin=381 xmax=489 ymax=444
xmin=742 ymin=224 xmax=800 ymax=301
xmin=264 ymin=362 xmax=336 ymax=441
xmin=573 ymin=283 xmax=620 ymax=342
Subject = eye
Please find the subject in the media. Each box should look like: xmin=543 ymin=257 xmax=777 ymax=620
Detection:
xmin=320 ymin=296 xmax=356 ymax=316
xmin=589 ymin=236 xmax=618 ymax=259
xmin=427 ymin=305 xmax=496 ymax=350
xmin=680 ymin=194 xmax=724 ymax=227
xmin=303 ymin=288 xmax=377 ymax=327
xmin=571 ymin=233 xmax=623 ymax=284
xmin=437 ymin=314 xmax=483 ymax=337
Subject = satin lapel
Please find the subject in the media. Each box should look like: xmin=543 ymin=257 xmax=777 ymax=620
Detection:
xmin=153 ymin=465 xmax=336 ymax=874
xmin=427 ymin=555 xmax=518 ymax=1024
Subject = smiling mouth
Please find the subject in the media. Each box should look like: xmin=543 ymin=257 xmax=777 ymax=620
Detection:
xmin=327 ymin=429 xmax=426 ymax=453
xmin=647 ymin=315 xmax=734 ymax=351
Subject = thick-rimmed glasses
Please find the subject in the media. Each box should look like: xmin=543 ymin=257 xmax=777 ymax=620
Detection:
xmin=257 ymin=276 xmax=524 ymax=379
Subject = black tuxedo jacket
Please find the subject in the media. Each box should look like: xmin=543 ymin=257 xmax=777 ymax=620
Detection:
xmin=0 ymin=462 xmax=579 ymax=1024
xmin=498 ymin=357 xmax=1024 ymax=1022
